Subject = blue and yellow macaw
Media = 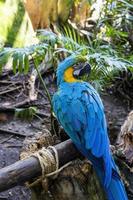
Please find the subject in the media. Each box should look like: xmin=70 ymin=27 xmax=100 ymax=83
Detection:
xmin=52 ymin=55 xmax=128 ymax=200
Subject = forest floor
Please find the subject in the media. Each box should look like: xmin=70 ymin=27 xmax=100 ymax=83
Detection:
xmin=0 ymin=68 xmax=132 ymax=200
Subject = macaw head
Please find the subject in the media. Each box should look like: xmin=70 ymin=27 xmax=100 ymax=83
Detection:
xmin=57 ymin=55 xmax=91 ymax=86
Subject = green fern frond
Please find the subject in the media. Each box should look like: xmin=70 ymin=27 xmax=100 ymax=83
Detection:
xmin=37 ymin=30 xmax=57 ymax=46
xmin=85 ymin=51 xmax=133 ymax=89
xmin=59 ymin=23 xmax=86 ymax=46
xmin=0 ymin=43 xmax=49 ymax=74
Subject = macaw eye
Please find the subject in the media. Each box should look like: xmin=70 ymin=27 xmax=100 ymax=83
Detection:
xmin=73 ymin=63 xmax=91 ymax=78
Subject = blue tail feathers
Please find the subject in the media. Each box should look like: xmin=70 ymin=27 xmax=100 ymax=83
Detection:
xmin=92 ymin=157 xmax=128 ymax=200
xmin=74 ymin=143 xmax=128 ymax=200
xmin=106 ymin=176 xmax=128 ymax=200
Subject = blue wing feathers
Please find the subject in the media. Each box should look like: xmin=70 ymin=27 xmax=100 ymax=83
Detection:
xmin=52 ymin=81 xmax=127 ymax=193
xmin=92 ymin=127 xmax=102 ymax=156
xmin=53 ymin=83 xmax=112 ymax=186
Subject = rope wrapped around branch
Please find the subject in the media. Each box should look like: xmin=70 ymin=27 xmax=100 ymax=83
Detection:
xmin=31 ymin=146 xmax=59 ymax=178
xmin=24 ymin=145 xmax=72 ymax=189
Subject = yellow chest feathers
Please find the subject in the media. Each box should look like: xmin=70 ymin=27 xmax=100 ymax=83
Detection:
xmin=64 ymin=67 xmax=78 ymax=83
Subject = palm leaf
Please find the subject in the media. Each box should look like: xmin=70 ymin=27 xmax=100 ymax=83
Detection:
xmin=0 ymin=43 xmax=49 ymax=74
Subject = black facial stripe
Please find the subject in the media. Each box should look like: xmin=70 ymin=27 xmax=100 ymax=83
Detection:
xmin=73 ymin=63 xmax=91 ymax=78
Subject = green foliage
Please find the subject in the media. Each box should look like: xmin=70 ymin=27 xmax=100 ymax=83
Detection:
xmin=0 ymin=43 xmax=49 ymax=74
xmin=59 ymin=23 xmax=86 ymax=46
xmin=0 ymin=0 xmax=132 ymax=91
xmin=0 ymin=28 xmax=132 ymax=91
xmin=15 ymin=107 xmax=37 ymax=121
xmin=99 ymin=0 xmax=133 ymax=53
xmin=86 ymin=49 xmax=131 ymax=90
xmin=37 ymin=29 xmax=81 ymax=53
xmin=53 ymin=25 xmax=133 ymax=88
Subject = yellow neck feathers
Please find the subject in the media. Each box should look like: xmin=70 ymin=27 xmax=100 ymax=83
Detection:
xmin=64 ymin=67 xmax=77 ymax=83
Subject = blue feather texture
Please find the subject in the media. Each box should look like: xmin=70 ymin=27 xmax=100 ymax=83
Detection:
xmin=52 ymin=56 xmax=128 ymax=200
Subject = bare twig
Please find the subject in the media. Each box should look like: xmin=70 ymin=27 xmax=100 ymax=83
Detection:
xmin=0 ymin=128 xmax=27 ymax=137
xmin=0 ymin=135 xmax=13 ymax=144
xmin=0 ymin=99 xmax=30 ymax=110
xmin=0 ymin=86 xmax=22 ymax=95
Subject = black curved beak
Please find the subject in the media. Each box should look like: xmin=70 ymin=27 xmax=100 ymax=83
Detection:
xmin=73 ymin=63 xmax=91 ymax=78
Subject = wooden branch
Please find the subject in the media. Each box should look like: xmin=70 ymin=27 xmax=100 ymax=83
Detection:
xmin=0 ymin=139 xmax=81 ymax=192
